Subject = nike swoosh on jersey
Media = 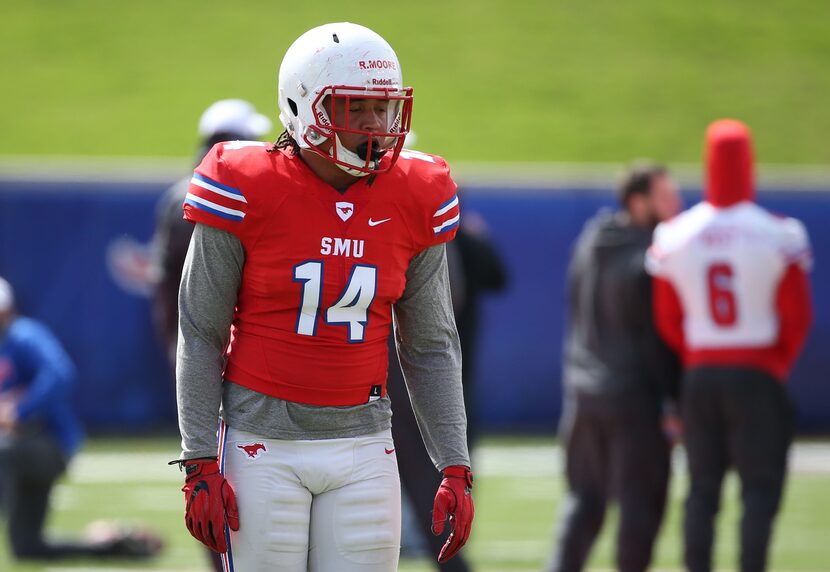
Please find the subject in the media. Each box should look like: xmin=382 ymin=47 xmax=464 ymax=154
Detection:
xmin=385 ymin=448 xmax=395 ymax=454
xmin=368 ymin=217 xmax=392 ymax=227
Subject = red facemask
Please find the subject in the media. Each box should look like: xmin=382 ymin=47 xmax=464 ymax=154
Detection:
xmin=704 ymin=119 xmax=755 ymax=207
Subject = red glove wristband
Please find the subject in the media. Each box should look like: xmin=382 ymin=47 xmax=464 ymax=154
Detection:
xmin=442 ymin=465 xmax=474 ymax=487
xmin=432 ymin=465 xmax=475 ymax=563
xmin=181 ymin=460 xmax=239 ymax=553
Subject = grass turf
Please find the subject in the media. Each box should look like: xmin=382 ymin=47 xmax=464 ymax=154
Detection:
xmin=0 ymin=436 xmax=828 ymax=571
xmin=2 ymin=1 xmax=829 ymax=164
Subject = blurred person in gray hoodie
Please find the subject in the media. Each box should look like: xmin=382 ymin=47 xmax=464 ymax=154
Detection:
xmin=547 ymin=164 xmax=682 ymax=572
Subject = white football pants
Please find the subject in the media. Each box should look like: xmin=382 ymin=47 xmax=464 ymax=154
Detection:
xmin=219 ymin=424 xmax=401 ymax=572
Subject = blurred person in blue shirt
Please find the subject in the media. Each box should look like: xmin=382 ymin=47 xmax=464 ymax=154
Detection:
xmin=0 ymin=276 xmax=160 ymax=560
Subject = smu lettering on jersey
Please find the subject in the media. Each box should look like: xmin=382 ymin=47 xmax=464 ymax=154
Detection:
xmin=183 ymin=142 xmax=459 ymax=406
xmin=646 ymin=201 xmax=812 ymax=379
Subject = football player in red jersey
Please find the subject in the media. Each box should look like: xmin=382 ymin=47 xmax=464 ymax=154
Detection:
xmin=646 ymin=120 xmax=813 ymax=572
xmin=170 ymin=23 xmax=473 ymax=571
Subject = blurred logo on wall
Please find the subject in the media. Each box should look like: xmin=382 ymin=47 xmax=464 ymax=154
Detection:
xmin=106 ymin=237 xmax=156 ymax=297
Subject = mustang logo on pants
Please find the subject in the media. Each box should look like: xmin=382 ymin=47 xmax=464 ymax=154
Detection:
xmin=237 ymin=443 xmax=267 ymax=459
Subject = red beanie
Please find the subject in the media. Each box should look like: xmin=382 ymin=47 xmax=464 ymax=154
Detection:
xmin=704 ymin=119 xmax=755 ymax=207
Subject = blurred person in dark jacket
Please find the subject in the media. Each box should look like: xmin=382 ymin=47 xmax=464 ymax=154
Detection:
xmin=446 ymin=211 xmax=508 ymax=447
xmin=389 ymin=213 xmax=507 ymax=572
xmin=547 ymin=164 xmax=682 ymax=572
xmin=0 ymin=277 xmax=161 ymax=560
xmin=150 ymin=99 xmax=270 ymax=571
xmin=151 ymin=99 xmax=272 ymax=364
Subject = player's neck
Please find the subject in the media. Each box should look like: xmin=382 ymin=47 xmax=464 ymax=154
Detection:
xmin=299 ymin=149 xmax=361 ymax=194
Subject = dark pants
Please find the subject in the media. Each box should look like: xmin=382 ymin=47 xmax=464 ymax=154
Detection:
xmin=0 ymin=431 xmax=157 ymax=560
xmin=0 ymin=431 xmax=72 ymax=559
xmin=548 ymin=395 xmax=670 ymax=572
xmin=683 ymin=367 xmax=793 ymax=572
xmin=387 ymin=337 xmax=471 ymax=572
xmin=0 ymin=431 xmax=120 ymax=559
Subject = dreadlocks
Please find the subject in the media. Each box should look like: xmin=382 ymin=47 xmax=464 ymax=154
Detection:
xmin=267 ymin=129 xmax=300 ymax=154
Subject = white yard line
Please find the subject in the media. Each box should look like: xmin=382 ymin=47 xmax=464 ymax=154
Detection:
xmin=474 ymin=443 xmax=830 ymax=477
xmin=586 ymin=569 xmax=826 ymax=572
xmin=47 ymin=569 xmax=206 ymax=572
xmin=60 ymin=442 xmax=830 ymax=485
xmin=65 ymin=452 xmax=181 ymax=484
xmin=787 ymin=442 xmax=830 ymax=475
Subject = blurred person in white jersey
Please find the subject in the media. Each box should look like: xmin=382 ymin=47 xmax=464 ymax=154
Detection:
xmin=170 ymin=22 xmax=473 ymax=572
xmin=646 ymin=119 xmax=813 ymax=572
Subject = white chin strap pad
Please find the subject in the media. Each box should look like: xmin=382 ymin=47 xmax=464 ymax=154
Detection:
xmin=332 ymin=135 xmax=375 ymax=177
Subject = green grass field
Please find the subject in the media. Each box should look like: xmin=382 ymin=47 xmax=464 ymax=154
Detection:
xmin=3 ymin=1 xmax=829 ymax=164
xmin=1 ymin=436 xmax=827 ymax=571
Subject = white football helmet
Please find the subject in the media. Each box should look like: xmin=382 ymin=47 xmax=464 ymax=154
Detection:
xmin=278 ymin=22 xmax=413 ymax=176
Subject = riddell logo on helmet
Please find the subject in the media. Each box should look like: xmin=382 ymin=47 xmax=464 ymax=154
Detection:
xmin=372 ymin=78 xmax=394 ymax=86
xmin=359 ymin=60 xmax=397 ymax=70
xmin=315 ymin=110 xmax=331 ymax=127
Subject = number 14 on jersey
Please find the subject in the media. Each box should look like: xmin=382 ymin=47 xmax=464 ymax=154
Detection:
xmin=293 ymin=261 xmax=378 ymax=342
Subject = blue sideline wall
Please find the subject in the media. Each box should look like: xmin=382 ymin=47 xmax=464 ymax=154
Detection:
xmin=0 ymin=177 xmax=828 ymax=433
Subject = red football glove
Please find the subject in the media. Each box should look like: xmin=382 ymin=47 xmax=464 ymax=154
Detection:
xmin=181 ymin=459 xmax=239 ymax=553
xmin=431 ymin=465 xmax=474 ymax=563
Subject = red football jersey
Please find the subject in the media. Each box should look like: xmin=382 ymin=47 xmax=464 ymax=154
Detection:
xmin=183 ymin=142 xmax=460 ymax=406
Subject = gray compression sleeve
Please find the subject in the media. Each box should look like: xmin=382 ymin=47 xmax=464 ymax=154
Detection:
xmin=394 ymin=244 xmax=470 ymax=471
xmin=176 ymin=223 xmax=243 ymax=460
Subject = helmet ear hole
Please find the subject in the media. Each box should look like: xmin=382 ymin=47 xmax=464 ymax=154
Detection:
xmin=287 ymin=98 xmax=298 ymax=117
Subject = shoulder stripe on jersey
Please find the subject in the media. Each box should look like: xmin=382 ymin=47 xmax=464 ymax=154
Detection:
xmin=434 ymin=214 xmax=460 ymax=235
xmin=400 ymin=150 xmax=436 ymax=163
xmin=434 ymin=195 xmax=459 ymax=217
xmin=185 ymin=194 xmax=245 ymax=221
xmin=191 ymin=173 xmax=247 ymax=203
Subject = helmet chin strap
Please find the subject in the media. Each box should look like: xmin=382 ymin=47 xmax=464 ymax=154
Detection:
xmin=331 ymin=134 xmax=378 ymax=177
xmin=299 ymin=124 xmax=382 ymax=176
